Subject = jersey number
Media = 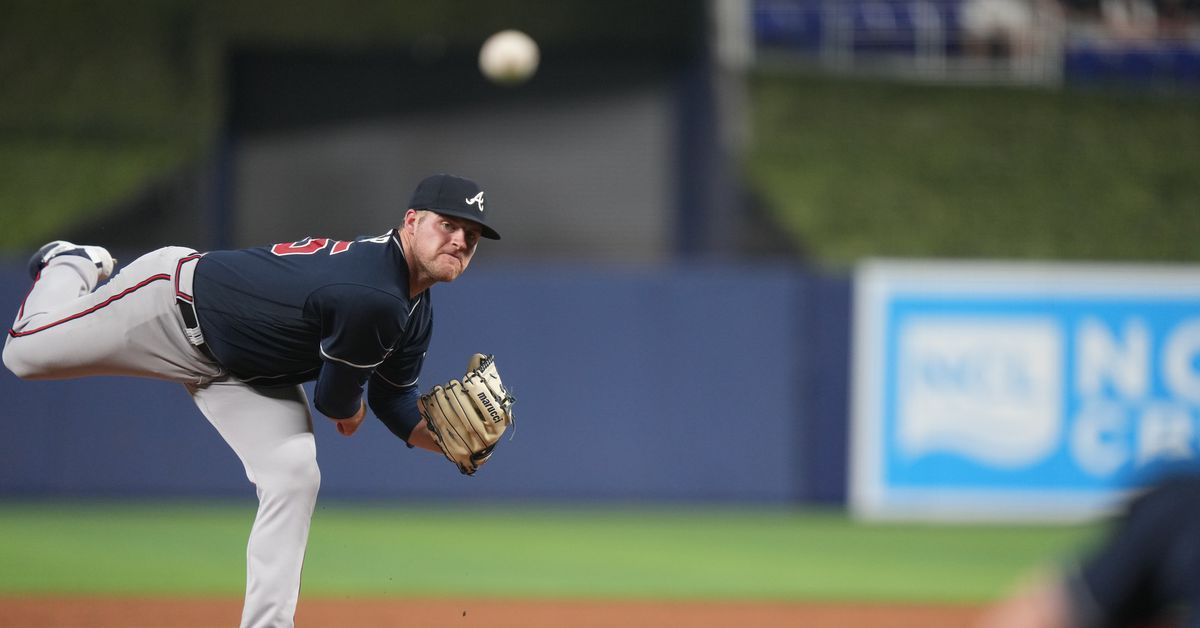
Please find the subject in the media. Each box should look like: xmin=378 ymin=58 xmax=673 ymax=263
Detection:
xmin=270 ymin=237 xmax=353 ymax=256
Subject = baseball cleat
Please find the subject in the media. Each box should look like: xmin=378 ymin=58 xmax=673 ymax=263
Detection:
xmin=27 ymin=240 xmax=117 ymax=281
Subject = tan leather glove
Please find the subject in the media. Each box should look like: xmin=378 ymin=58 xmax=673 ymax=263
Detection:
xmin=417 ymin=354 xmax=516 ymax=475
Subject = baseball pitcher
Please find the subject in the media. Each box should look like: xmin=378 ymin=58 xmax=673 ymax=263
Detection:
xmin=3 ymin=173 xmax=516 ymax=628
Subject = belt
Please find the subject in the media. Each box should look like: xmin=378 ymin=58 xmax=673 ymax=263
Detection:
xmin=174 ymin=253 xmax=218 ymax=362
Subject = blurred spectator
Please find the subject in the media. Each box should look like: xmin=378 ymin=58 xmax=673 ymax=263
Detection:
xmin=961 ymin=0 xmax=1038 ymax=58
xmin=976 ymin=470 xmax=1200 ymax=628
xmin=1155 ymin=0 xmax=1199 ymax=39
xmin=1101 ymin=0 xmax=1160 ymax=39
xmin=960 ymin=0 xmax=1062 ymax=60
xmin=1057 ymin=0 xmax=1103 ymax=15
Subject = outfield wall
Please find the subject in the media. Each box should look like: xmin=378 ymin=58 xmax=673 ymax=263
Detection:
xmin=0 ymin=262 xmax=851 ymax=504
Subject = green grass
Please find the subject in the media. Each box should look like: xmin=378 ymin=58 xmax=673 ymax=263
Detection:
xmin=0 ymin=501 xmax=1098 ymax=603
xmin=0 ymin=141 xmax=189 ymax=247
xmin=747 ymin=71 xmax=1200 ymax=266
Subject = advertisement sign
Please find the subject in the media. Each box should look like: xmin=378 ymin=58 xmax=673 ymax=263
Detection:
xmin=851 ymin=260 xmax=1200 ymax=521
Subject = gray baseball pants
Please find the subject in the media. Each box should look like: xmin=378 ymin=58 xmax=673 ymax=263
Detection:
xmin=4 ymin=246 xmax=318 ymax=628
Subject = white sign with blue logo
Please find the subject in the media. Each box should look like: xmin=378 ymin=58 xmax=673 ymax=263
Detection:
xmin=851 ymin=260 xmax=1200 ymax=521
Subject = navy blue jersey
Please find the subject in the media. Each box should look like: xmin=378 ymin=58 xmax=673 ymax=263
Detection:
xmin=192 ymin=231 xmax=430 ymax=440
xmin=1067 ymin=472 xmax=1200 ymax=627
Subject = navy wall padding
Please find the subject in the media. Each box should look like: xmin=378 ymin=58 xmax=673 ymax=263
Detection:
xmin=0 ymin=262 xmax=852 ymax=503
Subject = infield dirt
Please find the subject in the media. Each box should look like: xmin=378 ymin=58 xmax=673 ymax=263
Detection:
xmin=0 ymin=596 xmax=985 ymax=627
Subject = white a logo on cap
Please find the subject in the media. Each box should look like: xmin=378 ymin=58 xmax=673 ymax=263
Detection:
xmin=465 ymin=192 xmax=485 ymax=213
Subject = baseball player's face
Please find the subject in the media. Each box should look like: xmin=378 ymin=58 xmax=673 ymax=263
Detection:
xmin=408 ymin=211 xmax=480 ymax=283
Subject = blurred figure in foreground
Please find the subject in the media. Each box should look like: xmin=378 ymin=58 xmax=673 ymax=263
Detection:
xmin=977 ymin=471 xmax=1200 ymax=627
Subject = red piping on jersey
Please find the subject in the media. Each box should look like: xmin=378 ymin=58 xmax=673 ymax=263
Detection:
xmin=8 ymin=274 xmax=172 ymax=338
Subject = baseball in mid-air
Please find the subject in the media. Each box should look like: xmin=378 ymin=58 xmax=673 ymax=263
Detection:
xmin=479 ymin=29 xmax=539 ymax=85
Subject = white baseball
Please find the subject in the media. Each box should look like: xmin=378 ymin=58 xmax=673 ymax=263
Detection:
xmin=479 ymin=30 xmax=540 ymax=85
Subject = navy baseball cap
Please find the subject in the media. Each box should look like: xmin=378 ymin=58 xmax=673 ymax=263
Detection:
xmin=407 ymin=173 xmax=501 ymax=240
